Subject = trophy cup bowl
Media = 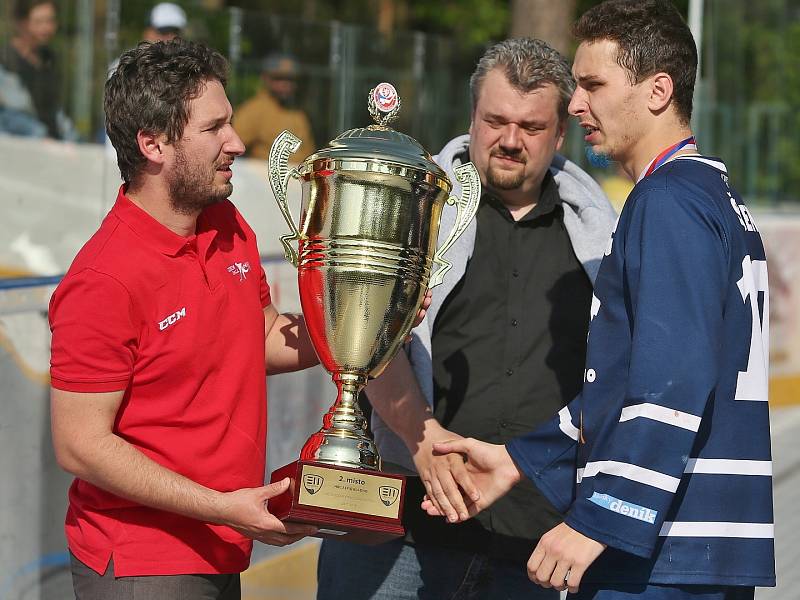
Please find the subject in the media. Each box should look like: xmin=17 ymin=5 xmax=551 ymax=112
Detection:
xmin=267 ymin=83 xmax=480 ymax=543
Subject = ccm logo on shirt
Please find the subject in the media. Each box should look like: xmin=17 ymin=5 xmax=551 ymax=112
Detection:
xmin=158 ymin=307 xmax=187 ymax=331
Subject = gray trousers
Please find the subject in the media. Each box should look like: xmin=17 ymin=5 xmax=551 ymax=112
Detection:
xmin=70 ymin=553 xmax=241 ymax=600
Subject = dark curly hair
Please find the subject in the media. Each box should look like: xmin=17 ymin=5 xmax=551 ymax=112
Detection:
xmin=105 ymin=39 xmax=229 ymax=184
xmin=573 ymin=0 xmax=697 ymax=125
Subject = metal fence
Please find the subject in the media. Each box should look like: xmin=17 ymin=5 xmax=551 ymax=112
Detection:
xmin=2 ymin=0 xmax=798 ymax=217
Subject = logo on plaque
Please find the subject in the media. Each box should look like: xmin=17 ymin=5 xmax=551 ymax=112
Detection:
xmin=378 ymin=485 xmax=400 ymax=507
xmin=304 ymin=474 xmax=324 ymax=495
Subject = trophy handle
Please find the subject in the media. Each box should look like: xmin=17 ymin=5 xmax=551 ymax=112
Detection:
xmin=429 ymin=162 xmax=481 ymax=288
xmin=268 ymin=130 xmax=302 ymax=267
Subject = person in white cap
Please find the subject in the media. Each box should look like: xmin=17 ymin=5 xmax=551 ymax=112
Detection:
xmin=103 ymin=3 xmax=187 ymax=149
xmin=143 ymin=2 xmax=187 ymax=42
xmin=106 ymin=3 xmax=187 ymax=79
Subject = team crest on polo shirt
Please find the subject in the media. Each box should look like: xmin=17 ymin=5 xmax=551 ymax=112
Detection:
xmin=226 ymin=261 xmax=251 ymax=281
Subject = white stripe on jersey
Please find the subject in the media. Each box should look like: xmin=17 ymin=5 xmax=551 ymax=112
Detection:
xmin=673 ymin=155 xmax=727 ymax=172
xmin=619 ymin=403 xmax=702 ymax=432
xmin=559 ymin=406 xmax=580 ymax=441
xmin=685 ymin=459 xmax=772 ymax=476
xmin=577 ymin=458 xmax=772 ymax=492
xmin=659 ymin=521 xmax=773 ymax=538
xmin=578 ymin=460 xmax=681 ymax=492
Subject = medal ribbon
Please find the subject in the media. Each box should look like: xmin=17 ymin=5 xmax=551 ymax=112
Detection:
xmin=641 ymin=136 xmax=697 ymax=180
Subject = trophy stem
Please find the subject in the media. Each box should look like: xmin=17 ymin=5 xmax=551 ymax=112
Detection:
xmin=299 ymin=373 xmax=381 ymax=471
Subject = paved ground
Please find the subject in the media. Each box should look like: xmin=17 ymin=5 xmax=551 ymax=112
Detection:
xmin=758 ymin=404 xmax=800 ymax=599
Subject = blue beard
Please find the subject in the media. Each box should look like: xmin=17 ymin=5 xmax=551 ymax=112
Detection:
xmin=585 ymin=146 xmax=612 ymax=169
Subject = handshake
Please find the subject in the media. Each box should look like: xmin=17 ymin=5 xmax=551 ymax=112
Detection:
xmin=416 ymin=437 xmax=522 ymax=523
xmin=414 ymin=434 xmax=606 ymax=594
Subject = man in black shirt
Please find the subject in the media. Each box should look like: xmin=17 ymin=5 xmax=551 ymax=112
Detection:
xmin=316 ymin=38 xmax=616 ymax=600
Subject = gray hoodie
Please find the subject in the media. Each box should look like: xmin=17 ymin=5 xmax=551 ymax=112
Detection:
xmin=371 ymin=134 xmax=618 ymax=472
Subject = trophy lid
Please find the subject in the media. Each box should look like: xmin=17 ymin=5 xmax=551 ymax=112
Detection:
xmin=300 ymin=83 xmax=449 ymax=186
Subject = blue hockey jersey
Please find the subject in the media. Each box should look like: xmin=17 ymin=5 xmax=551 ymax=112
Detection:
xmin=507 ymin=155 xmax=775 ymax=587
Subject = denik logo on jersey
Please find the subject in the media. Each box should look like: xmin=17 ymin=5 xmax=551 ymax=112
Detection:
xmin=227 ymin=261 xmax=251 ymax=281
xmin=589 ymin=492 xmax=657 ymax=524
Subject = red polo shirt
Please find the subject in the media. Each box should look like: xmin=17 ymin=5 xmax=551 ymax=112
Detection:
xmin=49 ymin=187 xmax=270 ymax=576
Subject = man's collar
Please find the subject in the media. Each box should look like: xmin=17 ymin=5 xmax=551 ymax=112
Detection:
xmin=525 ymin=170 xmax=559 ymax=220
xmin=111 ymin=185 xmax=194 ymax=256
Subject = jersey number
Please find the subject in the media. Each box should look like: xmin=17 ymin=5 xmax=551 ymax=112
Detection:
xmin=735 ymin=256 xmax=769 ymax=401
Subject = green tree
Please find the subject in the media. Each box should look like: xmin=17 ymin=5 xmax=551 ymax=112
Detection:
xmin=700 ymin=0 xmax=798 ymax=203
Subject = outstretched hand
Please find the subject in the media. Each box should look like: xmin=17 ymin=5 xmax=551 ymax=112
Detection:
xmin=419 ymin=438 xmax=523 ymax=521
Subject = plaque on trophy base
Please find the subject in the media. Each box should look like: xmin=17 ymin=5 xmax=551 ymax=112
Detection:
xmin=268 ymin=461 xmax=405 ymax=544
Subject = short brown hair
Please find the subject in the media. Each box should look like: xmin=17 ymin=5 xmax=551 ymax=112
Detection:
xmin=573 ymin=0 xmax=697 ymax=125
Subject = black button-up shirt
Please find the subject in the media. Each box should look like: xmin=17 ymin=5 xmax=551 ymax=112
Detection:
xmin=405 ymin=170 xmax=593 ymax=563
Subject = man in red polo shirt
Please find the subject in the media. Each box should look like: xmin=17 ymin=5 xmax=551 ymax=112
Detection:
xmin=49 ymin=39 xmax=319 ymax=597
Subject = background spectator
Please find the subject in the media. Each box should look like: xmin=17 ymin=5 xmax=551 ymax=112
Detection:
xmin=235 ymin=52 xmax=316 ymax=161
xmin=107 ymin=3 xmax=187 ymax=75
xmin=142 ymin=2 xmax=187 ymax=43
xmin=0 ymin=62 xmax=47 ymax=137
xmin=1 ymin=0 xmax=76 ymax=140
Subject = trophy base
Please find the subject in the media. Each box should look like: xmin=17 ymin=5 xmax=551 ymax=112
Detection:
xmin=268 ymin=460 xmax=406 ymax=545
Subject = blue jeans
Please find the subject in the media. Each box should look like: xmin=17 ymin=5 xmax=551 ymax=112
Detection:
xmin=316 ymin=537 xmax=558 ymax=600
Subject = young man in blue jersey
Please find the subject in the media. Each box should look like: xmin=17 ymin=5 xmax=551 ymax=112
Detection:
xmin=421 ymin=1 xmax=775 ymax=599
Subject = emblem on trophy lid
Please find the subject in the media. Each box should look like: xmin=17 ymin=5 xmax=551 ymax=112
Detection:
xmin=373 ymin=83 xmax=398 ymax=112
xmin=368 ymin=82 xmax=401 ymax=127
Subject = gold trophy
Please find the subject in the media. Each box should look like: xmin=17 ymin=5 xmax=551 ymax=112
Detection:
xmin=267 ymin=83 xmax=480 ymax=543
